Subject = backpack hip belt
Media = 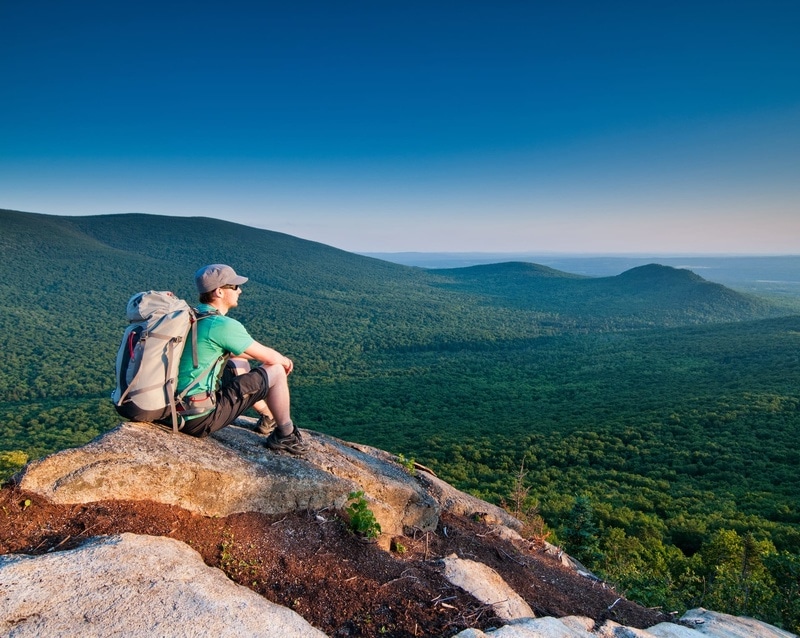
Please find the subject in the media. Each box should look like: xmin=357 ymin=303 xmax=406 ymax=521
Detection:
xmin=176 ymin=390 xmax=216 ymax=416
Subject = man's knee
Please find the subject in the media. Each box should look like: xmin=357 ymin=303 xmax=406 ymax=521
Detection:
xmin=263 ymin=363 xmax=287 ymax=389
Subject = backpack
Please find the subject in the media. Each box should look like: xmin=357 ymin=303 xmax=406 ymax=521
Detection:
xmin=111 ymin=291 xmax=219 ymax=433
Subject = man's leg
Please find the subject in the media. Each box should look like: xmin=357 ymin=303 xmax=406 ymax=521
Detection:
xmin=223 ymin=358 xmax=274 ymax=426
xmin=218 ymin=363 xmax=293 ymax=431
xmin=182 ymin=365 xmax=308 ymax=455
xmin=260 ymin=364 xmax=309 ymax=455
xmin=262 ymin=363 xmax=293 ymax=435
xmin=184 ymin=367 xmax=273 ymax=437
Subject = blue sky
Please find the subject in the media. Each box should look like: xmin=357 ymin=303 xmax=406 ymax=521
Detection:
xmin=1 ymin=1 xmax=799 ymax=253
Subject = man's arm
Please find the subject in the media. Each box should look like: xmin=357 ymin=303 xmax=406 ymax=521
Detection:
xmin=241 ymin=341 xmax=294 ymax=375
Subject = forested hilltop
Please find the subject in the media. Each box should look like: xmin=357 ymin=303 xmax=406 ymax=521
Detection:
xmin=1 ymin=208 xmax=799 ymax=631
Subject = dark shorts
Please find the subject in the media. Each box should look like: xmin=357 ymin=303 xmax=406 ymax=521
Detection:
xmin=179 ymin=365 xmax=270 ymax=437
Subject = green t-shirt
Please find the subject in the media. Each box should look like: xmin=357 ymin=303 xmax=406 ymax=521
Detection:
xmin=176 ymin=304 xmax=255 ymax=399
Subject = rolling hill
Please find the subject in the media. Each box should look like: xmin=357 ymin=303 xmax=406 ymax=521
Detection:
xmin=429 ymin=261 xmax=780 ymax=326
xmin=1 ymin=208 xmax=785 ymax=407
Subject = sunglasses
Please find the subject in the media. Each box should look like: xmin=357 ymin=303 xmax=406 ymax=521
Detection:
xmin=220 ymin=284 xmax=240 ymax=291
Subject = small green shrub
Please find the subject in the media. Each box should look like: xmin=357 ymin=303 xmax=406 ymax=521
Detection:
xmin=0 ymin=451 xmax=29 ymax=484
xmin=396 ymin=453 xmax=416 ymax=476
xmin=345 ymin=491 xmax=382 ymax=540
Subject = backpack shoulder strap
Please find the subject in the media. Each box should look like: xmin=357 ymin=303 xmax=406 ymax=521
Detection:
xmin=194 ymin=307 xmax=220 ymax=319
xmin=188 ymin=306 xmax=220 ymax=368
xmin=169 ymin=307 xmax=221 ymax=433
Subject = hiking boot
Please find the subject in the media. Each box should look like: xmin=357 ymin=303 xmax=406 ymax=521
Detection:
xmin=265 ymin=426 xmax=309 ymax=456
xmin=255 ymin=414 xmax=276 ymax=435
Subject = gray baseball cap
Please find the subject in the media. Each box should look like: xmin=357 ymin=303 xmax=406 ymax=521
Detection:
xmin=194 ymin=264 xmax=248 ymax=293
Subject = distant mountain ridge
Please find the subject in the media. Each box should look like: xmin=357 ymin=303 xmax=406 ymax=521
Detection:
xmin=433 ymin=261 xmax=585 ymax=279
xmin=615 ymin=263 xmax=704 ymax=283
xmin=2 ymin=207 xmax=784 ymax=313
xmin=0 ymin=208 xmax=788 ymax=409
xmin=428 ymin=259 xmax=779 ymax=326
xmin=1 ymin=208 xmax=784 ymax=320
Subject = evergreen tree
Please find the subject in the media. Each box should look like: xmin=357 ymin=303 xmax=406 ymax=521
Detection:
xmin=561 ymin=495 xmax=603 ymax=566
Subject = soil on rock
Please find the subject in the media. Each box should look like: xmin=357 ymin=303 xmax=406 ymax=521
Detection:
xmin=0 ymin=486 xmax=672 ymax=637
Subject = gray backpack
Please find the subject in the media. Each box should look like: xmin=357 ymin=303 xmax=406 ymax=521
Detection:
xmin=111 ymin=291 xmax=218 ymax=432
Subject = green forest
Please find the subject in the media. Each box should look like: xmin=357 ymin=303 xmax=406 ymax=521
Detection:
xmin=2 ymin=209 xmax=799 ymax=631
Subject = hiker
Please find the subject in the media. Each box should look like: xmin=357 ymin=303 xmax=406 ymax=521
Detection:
xmin=162 ymin=263 xmax=308 ymax=455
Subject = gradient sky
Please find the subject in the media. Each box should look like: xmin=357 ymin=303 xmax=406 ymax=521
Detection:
xmin=2 ymin=1 xmax=799 ymax=253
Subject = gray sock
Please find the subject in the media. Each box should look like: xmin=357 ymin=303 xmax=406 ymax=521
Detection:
xmin=277 ymin=420 xmax=294 ymax=437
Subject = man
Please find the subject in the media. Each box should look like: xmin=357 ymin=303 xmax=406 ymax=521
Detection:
xmin=165 ymin=263 xmax=308 ymax=456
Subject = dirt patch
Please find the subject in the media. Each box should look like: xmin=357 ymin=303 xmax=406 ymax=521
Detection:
xmin=0 ymin=486 xmax=672 ymax=637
